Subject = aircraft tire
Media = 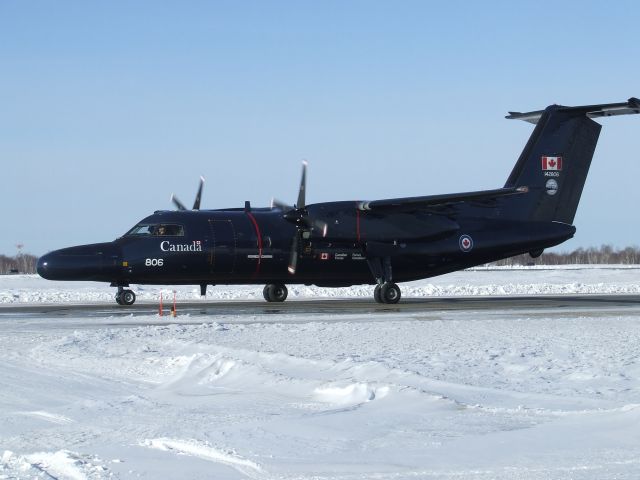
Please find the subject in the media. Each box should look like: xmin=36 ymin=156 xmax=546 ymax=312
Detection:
xmin=374 ymin=284 xmax=383 ymax=303
xmin=120 ymin=289 xmax=136 ymax=306
xmin=264 ymin=283 xmax=288 ymax=302
xmin=115 ymin=293 xmax=123 ymax=305
xmin=380 ymin=282 xmax=401 ymax=304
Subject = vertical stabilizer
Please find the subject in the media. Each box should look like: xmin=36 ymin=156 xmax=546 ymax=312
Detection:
xmin=503 ymin=98 xmax=639 ymax=224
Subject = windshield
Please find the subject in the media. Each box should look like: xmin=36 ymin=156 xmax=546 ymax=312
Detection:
xmin=125 ymin=224 xmax=185 ymax=236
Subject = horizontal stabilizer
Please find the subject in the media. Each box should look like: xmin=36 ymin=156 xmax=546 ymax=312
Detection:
xmin=358 ymin=186 xmax=528 ymax=212
xmin=507 ymin=97 xmax=640 ymax=124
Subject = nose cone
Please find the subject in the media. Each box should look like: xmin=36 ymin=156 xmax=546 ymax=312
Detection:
xmin=36 ymin=254 xmax=53 ymax=279
xmin=37 ymin=243 xmax=121 ymax=281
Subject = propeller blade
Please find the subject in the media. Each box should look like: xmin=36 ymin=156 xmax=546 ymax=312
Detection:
xmin=287 ymin=235 xmax=299 ymax=274
xmin=271 ymin=198 xmax=292 ymax=211
xmin=192 ymin=176 xmax=205 ymax=210
xmin=171 ymin=194 xmax=187 ymax=211
xmin=313 ymin=219 xmax=328 ymax=237
xmin=296 ymin=160 xmax=307 ymax=209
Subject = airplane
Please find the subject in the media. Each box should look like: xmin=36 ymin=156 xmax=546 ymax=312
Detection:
xmin=37 ymin=97 xmax=640 ymax=305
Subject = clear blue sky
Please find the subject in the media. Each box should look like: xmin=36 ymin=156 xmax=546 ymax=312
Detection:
xmin=1 ymin=1 xmax=639 ymax=256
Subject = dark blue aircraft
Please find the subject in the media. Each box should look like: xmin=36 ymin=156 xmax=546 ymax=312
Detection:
xmin=38 ymin=98 xmax=640 ymax=305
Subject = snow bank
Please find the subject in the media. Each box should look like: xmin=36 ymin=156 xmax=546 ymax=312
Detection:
xmin=2 ymin=265 xmax=639 ymax=304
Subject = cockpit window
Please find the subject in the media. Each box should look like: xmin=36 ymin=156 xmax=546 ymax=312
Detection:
xmin=125 ymin=224 xmax=185 ymax=236
xmin=126 ymin=224 xmax=155 ymax=236
xmin=153 ymin=224 xmax=184 ymax=236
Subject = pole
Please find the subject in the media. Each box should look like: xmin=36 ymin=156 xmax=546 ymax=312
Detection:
xmin=172 ymin=290 xmax=177 ymax=317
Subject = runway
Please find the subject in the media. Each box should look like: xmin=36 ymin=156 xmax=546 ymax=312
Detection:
xmin=1 ymin=294 xmax=639 ymax=320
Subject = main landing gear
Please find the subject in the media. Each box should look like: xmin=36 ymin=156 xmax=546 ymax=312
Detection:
xmin=368 ymin=256 xmax=402 ymax=304
xmin=115 ymin=286 xmax=136 ymax=306
xmin=263 ymin=283 xmax=288 ymax=302
xmin=373 ymin=282 xmax=401 ymax=304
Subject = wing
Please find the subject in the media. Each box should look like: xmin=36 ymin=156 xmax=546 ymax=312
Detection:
xmin=357 ymin=186 xmax=528 ymax=213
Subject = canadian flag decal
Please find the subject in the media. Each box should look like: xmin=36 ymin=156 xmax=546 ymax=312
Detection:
xmin=542 ymin=156 xmax=563 ymax=171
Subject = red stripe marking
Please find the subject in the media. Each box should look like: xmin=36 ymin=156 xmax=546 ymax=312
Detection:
xmin=356 ymin=204 xmax=361 ymax=242
xmin=246 ymin=212 xmax=262 ymax=276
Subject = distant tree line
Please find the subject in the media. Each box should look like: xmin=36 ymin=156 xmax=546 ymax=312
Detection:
xmin=0 ymin=254 xmax=38 ymax=274
xmin=491 ymin=245 xmax=640 ymax=266
xmin=1 ymin=245 xmax=639 ymax=274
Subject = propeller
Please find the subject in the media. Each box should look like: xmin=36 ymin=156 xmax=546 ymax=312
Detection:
xmin=272 ymin=161 xmax=328 ymax=274
xmin=171 ymin=176 xmax=205 ymax=211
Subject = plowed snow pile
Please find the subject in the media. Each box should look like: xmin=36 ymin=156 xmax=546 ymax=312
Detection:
xmin=2 ymin=265 xmax=640 ymax=304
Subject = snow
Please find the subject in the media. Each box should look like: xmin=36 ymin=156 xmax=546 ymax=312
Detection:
xmin=1 ymin=266 xmax=640 ymax=478
xmin=142 ymin=438 xmax=264 ymax=477
xmin=2 ymin=265 xmax=640 ymax=304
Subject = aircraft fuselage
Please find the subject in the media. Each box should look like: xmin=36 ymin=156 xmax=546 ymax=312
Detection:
xmin=38 ymin=202 xmax=574 ymax=288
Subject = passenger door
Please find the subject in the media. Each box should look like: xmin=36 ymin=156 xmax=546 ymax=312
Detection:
xmin=208 ymin=219 xmax=237 ymax=273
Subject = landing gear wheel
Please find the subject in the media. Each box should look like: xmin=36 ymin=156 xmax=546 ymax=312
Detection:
xmin=374 ymin=284 xmax=383 ymax=303
xmin=120 ymin=289 xmax=136 ymax=306
xmin=115 ymin=293 xmax=123 ymax=305
xmin=380 ymin=282 xmax=401 ymax=304
xmin=263 ymin=283 xmax=288 ymax=302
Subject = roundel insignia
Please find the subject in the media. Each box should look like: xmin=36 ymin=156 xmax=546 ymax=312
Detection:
xmin=459 ymin=234 xmax=473 ymax=252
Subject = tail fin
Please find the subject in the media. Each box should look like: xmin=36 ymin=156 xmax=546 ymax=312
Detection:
xmin=503 ymin=97 xmax=640 ymax=224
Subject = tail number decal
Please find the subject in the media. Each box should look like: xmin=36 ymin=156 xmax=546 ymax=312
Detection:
xmin=145 ymin=258 xmax=164 ymax=267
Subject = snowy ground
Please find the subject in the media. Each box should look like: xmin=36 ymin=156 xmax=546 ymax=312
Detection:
xmin=1 ymin=267 xmax=640 ymax=479
xmin=3 ymin=265 xmax=640 ymax=304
